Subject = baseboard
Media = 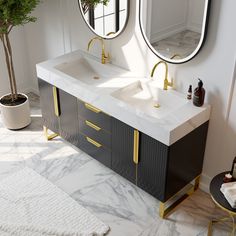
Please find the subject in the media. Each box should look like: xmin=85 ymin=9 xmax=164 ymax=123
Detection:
xmin=187 ymin=24 xmax=202 ymax=34
xmin=150 ymin=23 xmax=186 ymax=43
xmin=199 ymin=173 xmax=211 ymax=193
xmin=22 ymin=87 xmax=39 ymax=96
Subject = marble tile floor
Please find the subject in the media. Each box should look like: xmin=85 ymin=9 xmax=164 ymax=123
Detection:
xmin=152 ymin=30 xmax=201 ymax=60
xmin=0 ymin=93 xmax=233 ymax=236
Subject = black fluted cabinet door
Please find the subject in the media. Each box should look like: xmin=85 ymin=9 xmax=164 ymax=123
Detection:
xmin=111 ymin=118 xmax=136 ymax=184
xmin=166 ymin=121 xmax=209 ymax=201
xmin=58 ymin=89 xmax=79 ymax=147
xmin=138 ymin=121 xmax=209 ymax=202
xmin=38 ymin=79 xmax=59 ymax=134
xmin=137 ymin=133 xmax=169 ymax=202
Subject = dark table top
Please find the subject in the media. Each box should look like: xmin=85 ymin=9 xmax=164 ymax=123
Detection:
xmin=210 ymin=171 xmax=236 ymax=213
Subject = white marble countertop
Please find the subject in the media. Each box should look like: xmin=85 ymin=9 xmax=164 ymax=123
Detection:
xmin=36 ymin=50 xmax=211 ymax=146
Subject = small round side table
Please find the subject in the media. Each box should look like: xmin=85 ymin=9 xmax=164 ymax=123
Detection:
xmin=208 ymin=172 xmax=236 ymax=236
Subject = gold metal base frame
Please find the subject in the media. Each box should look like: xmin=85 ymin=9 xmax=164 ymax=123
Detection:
xmin=159 ymin=175 xmax=200 ymax=219
xmin=43 ymin=126 xmax=59 ymax=141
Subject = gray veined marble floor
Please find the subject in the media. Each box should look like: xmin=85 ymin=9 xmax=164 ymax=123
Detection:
xmin=0 ymin=93 xmax=232 ymax=236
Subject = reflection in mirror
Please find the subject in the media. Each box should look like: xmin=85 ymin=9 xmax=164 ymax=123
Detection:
xmin=79 ymin=0 xmax=129 ymax=39
xmin=139 ymin=0 xmax=211 ymax=64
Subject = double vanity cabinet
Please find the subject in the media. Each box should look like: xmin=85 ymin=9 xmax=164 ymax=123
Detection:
xmin=37 ymin=50 xmax=210 ymax=218
xmin=38 ymin=78 xmax=209 ymax=217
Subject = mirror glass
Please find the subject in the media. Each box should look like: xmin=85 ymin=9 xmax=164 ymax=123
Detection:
xmin=139 ymin=0 xmax=211 ymax=64
xmin=79 ymin=0 xmax=129 ymax=39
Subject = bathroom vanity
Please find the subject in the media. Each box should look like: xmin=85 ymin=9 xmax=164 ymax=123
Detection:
xmin=37 ymin=50 xmax=210 ymax=218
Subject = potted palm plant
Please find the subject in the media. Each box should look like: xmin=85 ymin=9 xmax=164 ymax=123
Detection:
xmin=0 ymin=0 xmax=40 ymax=130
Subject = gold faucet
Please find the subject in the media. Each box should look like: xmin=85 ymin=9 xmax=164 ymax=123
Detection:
xmin=87 ymin=36 xmax=110 ymax=64
xmin=151 ymin=61 xmax=173 ymax=90
xmin=170 ymin=54 xmax=182 ymax=60
xmin=106 ymin=32 xmax=116 ymax=36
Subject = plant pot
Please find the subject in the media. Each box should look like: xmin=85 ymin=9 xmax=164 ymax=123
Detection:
xmin=0 ymin=93 xmax=31 ymax=130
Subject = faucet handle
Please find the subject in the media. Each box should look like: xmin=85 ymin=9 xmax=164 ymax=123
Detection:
xmin=107 ymin=53 xmax=110 ymax=62
xmin=168 ymin=78 xmax=174 ymax=87
xmin=164 ymin=77 xmax=173 ymax=90
xmin=103 ymin=52 xmax=110 ymax=64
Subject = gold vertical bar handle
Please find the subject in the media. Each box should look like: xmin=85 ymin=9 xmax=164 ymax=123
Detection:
xmin=85 ymin=103 xmax=101 ymax=113
xmin=133 ymin=129 xmax=139 ymax=164
xmin=53 ymin=86 xmax=60 ymax=117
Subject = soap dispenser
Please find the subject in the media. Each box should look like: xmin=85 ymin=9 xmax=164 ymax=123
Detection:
xmin=193 ymin=79 xmax=205 ymax=107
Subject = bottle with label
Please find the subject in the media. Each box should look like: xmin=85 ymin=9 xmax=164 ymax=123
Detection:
xmin=187 ymin=85 xmax=192 ymax=100
xmin=193 ymin=79 xmax=205 ymax=107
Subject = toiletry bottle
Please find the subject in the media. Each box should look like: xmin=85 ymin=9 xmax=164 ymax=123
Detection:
xmin=187 ymin=85 xmax=192 ymax=100
xmin=193 ymin=79 xmax=205 ymax=107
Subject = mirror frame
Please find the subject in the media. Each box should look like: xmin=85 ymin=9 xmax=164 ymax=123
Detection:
xmin=78 ymin=0 xmax=130 ymax=40
xmin=139 ymin=0 xmax=211 ymax=64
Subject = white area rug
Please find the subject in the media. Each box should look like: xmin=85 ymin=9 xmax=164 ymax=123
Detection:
xmin=0 ymin=167 xmax=109 ymax=236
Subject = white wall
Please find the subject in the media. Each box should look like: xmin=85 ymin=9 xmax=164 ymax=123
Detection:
xmin=0 ymin=27 xmax=31 ymax=97
xmin=24 ymin=0 xmax=67 ymax=93
xmin=2 ymin=0 xmax=236 ymax=192
xmin=187 ymin=0 xmax=205 ymax=32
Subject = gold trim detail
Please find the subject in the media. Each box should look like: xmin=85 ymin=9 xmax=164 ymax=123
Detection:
xmin=85 ymin=103 xmax=101 ymax=113
xmin=170 ymin=54 xmax=182 ymax=60
xmin=85 ymin=120 xmax=101 ymax=131
xmin=86 ymin=136 xmax=102 ymax=148
xmin=133 ymin=130 xmax=139 ymax=164
xmin=43 ymin=126 xmax=58 ymax=141
xmin=208 ymin=215 xmax=236 ymax=236
xmin=53 ymin=86 xmax=60 ymax=117
xmin=159 ymin=175 xmax=201 ymax=219
xmin=106 ymin=31 xmax=116 ymax=36
xmin=211 ymin=195 xmax=236 ymax=216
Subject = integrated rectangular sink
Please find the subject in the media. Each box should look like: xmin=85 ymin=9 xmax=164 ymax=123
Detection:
xmin=55 ymin=54 xmax=131 ymax=85
xmin=111 ymin=80 xmax=188 ymax=119
xmin=53 ymin=51 xmax=188 ymax=120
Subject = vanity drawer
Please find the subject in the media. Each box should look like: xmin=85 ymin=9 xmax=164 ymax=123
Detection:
xmin=79 ymin=119 xmax=111 ymax=149
xmin=78 ymin=100 xmax=111 ymax=132
xmin=79 ymin=134 xmax=111 ymax=168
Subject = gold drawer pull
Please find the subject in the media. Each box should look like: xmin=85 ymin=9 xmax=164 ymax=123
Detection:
xmin=53 ymin=86 xmax=60 ymax=117
xmin=85 ymin=103 xmax=101 ymax=113
xmin=133 ymin=129 xmax=139 ymax=164
xmin=85 ymin=120 xmax=101 ymax=131
xmin=86 ymin=136 xmax=102 ymax=148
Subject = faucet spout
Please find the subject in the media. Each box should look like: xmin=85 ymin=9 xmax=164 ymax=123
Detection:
xmin=87 ymin=37 xmax=110 ymax=64
xmin=151 ymin=61 xmax=173 ymax=90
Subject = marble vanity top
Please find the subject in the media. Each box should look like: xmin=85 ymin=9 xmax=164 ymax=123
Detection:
xmin=36 ymin=49 xmax=211 ymax=146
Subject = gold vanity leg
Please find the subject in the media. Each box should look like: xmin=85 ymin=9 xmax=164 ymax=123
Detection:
xmin=187 ymin=175 xmax=200 ymax=196
xmin=159 ymin=194 xmax=191 ymax=219
xmin=159 ymin=175 xmax=201 ymax=219
xmin=43 ymin=126 xmax=58 ymax=141
xmin=159 ymin=202 xmax=165 ymax=219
